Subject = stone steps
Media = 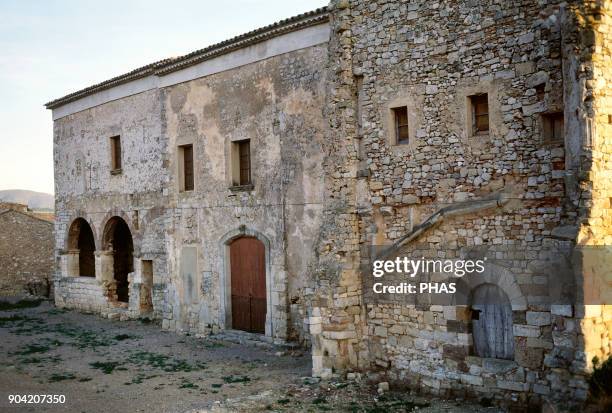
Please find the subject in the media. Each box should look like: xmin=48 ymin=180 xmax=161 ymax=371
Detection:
xmin=211 ymin=329 xmax=300 ymax=350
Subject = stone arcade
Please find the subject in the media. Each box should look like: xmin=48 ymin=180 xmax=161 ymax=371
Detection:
xmin=46 ymin=1 xmax=612 ymax=408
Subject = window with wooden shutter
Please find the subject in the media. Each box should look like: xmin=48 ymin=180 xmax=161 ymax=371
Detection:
xmin=392 ymin=106 xmax=409 ymax=144
xmin=178 ymin=144 xmax=194 ymax=192
xmin=541 ymin=112 xmax=564 ymax=143
xmin=110 ymin=135 xmax=122 ymax=172
xmin=183 ymin=144 xmax=194 ymax=191
xmin=470 ymin=94 xmax=489 ymax=134
xmin=238 ymin=140 xmax=251 ymax=185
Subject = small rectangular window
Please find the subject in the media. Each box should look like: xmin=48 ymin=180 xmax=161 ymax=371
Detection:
xmin=238 ymin=140 xmax=251 ymax=185
xmin=355 ymin=75 xmax=364 ymax=136
xmin=535 ymin=84 xmax=546 ymax=101
xmin=392 ymin=106 xmax=409 ymax=144
xmin=178 ymin=144 xmax=194 ymax=192
xmin=470 ymin=94 xmax=489 ymax=134
xmin=110 ymin=135 xmax=121 ymax=172
xmin=183 ymin=144 xmax=194 ymax=191
xmin=542 ymin=112 xmax=564 ymax=142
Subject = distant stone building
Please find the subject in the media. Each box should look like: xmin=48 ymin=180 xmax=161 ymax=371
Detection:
xmin=45 ymin=1 xmax=612 ymax=409
xmin=0 ymin=203 xmax=54 ymax=297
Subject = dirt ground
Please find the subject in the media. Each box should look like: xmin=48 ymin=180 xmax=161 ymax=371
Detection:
xmin=0 ymin=300 xmax=504 ymax=413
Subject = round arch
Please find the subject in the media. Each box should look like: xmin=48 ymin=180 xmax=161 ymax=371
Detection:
xmin=102 ymin=216 xmax=134 ymax=303
xmin=66 ymin=218 xmax=96 ymax=277
xmin=458 ymin=262 xmax=527 ymax=311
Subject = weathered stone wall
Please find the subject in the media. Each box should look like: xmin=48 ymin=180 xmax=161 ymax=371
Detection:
xmin=48 ymin=1 xmax=612 ymax=407
xmin=567 ymin=0 xmax=612 ymax=377
xmin=52 ymin=39 xmax=328 ymax=341
xmin=53 ymin=87 xmax=170 ymax=318
xmin=0 ymin=208 xmax=54 ymax=297
xmin=311 ymin=0 xmax=611 ymax=407
xmin=161 ymin=44 xmax=327 ymax=342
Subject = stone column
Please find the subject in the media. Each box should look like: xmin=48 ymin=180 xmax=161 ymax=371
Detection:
xmin=95 ymin=250 xmax=114 ymax=283
xmin=64 ymin=249 xmax=80 ymax=277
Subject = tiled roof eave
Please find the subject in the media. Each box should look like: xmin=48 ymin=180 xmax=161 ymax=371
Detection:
xmin=44 ymin=7 xmax=329 ymax=110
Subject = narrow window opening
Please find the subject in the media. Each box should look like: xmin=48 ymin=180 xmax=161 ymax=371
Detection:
xmin=392 ymin=106 xmax=409 ymax=144
xmin=355 ymin=75 xmax=364 ymax=137
xmin=535 ymin=84 xmax=546 ymax=101
xmin=110 ymin=136 xmax=122 ymax=173
xmin=608 ymin=114 xmax=612 ymax=124
xmin=542 ymin=112 xmax=564 ymax=143
xmin=238 ymin=140 xmax=251 ymax=185
xmin=470 ymin=94 xmax=489 ymax=135
xmin=179 ymin=144 xmax=194 ymax=192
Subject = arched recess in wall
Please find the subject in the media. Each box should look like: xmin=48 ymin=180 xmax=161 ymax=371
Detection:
xmin=67 ymin=218 xmax=96 ymax=277
xmin=102 ymin=216 xmax=134 ymax=303
xmin=470 ymin=283 xmax=514 ymax=360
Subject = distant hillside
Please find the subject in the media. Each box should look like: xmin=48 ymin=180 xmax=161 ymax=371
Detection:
xmin=0 ymin=189 xmax=54 ymax=210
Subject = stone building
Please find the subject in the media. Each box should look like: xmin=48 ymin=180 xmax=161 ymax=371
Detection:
xmin=0 ymin=203 xmax=54 ymax=297
xmin=45 ymin=1 xmax=611 ymax=408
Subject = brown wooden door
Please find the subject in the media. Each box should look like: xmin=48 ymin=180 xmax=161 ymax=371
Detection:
xmin=230 ymin=237 xmax=266 ymax=333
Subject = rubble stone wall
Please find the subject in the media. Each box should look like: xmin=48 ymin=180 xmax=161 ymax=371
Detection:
xmin=311 ymin=0 xmax=612 ymax=407
xmin=0 ymin=209 xmax=54 ymax=297
xmin=48 ymin=0 xmax=612 ymax=406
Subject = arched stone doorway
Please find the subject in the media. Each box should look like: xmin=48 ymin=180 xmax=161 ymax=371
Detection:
xmin=102 ymin=217 xmax=134 ymax=303
xmin=229 ymin=237 xmax=266 ymax=334
xmin=67 ymin=218 xmax=96 ymax=277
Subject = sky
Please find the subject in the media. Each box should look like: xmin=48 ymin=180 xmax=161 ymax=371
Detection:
xmin=0 ymin=0 xmax=327 ymax=194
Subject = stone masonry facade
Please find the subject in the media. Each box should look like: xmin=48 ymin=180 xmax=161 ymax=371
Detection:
xmin=46 ymin=1 xmax=612 ymax=408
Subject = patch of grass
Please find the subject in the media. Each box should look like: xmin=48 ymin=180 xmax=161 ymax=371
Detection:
xmin=312 ymin=397 xmax=326 ymax=405
xmin=179 ymin=380 xmax=198 ymax=389
xmin=78 ymin=377 xmax=92 ymax=382
xmin=222 ymin=375 xmax=251 ymax=384
xmin=69 ymin=329 xmax=113 ymax=349
xmin=0 ymin=299 xmax=43 ymax=311
xmin=15 ymin=344 xmax=51 ymax=356
xmin=114 ymin=334 xmax=139 ymax=341
xmin=203 ymin=341 xmax=225 ymax=349
xmin=0 ymin=314 xmax=43 ymax=331
xmin=19 ymin=355 xmax=61 ymax=365
xmin=46 ymin=308 xmax=69 ymax=315
xmin=48 ymin=373 xmax=76 ymax=382
xmin=90 ymin=361 xmax=122 ymax=374
xmin=277 ymin=398 xmax=291 ymax=405
xmin=128 ymin=351 xmax=206 ymax=372
xmin=129 ymin=373 xmax=158 ymax=384
xmin=211 ymin=383 xmax=223 ymax=388
xmin=365 ymin=394 xmax=429 ymax=412
xmin=0 ymin=314 xmax=28 ymax=326
xmin=130 ymin=375 xmax=144 ymax=384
